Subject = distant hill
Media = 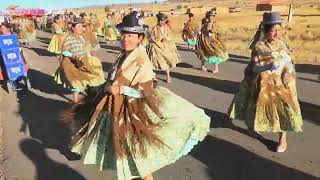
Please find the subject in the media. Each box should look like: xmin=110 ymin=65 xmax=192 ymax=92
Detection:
xmin=63 ymin=0 xmax=319 ymax=13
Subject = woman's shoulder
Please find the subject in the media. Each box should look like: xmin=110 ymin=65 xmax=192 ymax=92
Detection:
xmin=254 ymin=40 xmax=270 ymax=54
xmin=255 ymin=40 xmax=267 ymax=47
xmin=275 ymin=38 xmax=289 ymax=49
xmin=133 ymin=46 xmax=150 ymax=65
xmin=64 ymin=34 xmax=78 ymax=42
xmin=65 ymin=33 xmax=74 ymax=39
xmin=254 ymin=38 xmax=288 ymax=54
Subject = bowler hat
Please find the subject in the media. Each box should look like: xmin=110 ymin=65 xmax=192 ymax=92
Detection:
xmin=206 ymin=10 xmax=216 ymax=17
xmin=262 ymin=12 xmax=283 ymax=25
xmin=70 ymin=17 xmax=84 ymax=26
xmin=156 ymin=13 xmax=168 ymax=21
xmin=116 ymin=14 xmax=146 ymax=34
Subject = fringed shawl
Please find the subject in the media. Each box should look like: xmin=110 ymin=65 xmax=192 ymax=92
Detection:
xmin=63 ymin=46 xmax=164 ymax=158
xmin=247 ymin=39 xmax=298 ymax=121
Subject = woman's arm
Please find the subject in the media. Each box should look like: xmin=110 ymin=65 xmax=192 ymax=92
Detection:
xmin=61 ymin=37 xmax=78 ymax=60
xmin=120 ymin=86 xmax=143 ymax=98
xmin=107 ymin=85 xmax=143 ymax=98
xmin=150 ymin=27 xmax=161 ymax=43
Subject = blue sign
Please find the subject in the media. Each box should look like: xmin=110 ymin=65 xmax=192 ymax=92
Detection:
xmin=5 ymin=63 xmax=25 ymax=80
xmin=0 ymin=34 xmax=25 ymax=81
xmin=0 ymin=34 xmax=18 ymax=49
xmin=1 ymin=48 xmax=23 ymax=65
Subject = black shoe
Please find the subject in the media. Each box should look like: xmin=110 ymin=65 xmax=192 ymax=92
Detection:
xmin=9 ymin=81 xmax=22 ymax=91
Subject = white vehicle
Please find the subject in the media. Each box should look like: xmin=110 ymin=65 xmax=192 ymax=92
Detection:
xmin=229 ymin=7 xmax=241 ymax=13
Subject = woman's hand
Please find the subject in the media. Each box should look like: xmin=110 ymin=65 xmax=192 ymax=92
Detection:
xmin=71 ymin=54 xmax=78 ymax=60
xmin=108 ymin=85 xmax=120 ymax=95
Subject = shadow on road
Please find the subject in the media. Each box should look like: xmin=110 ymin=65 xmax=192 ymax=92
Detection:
xmin=41 ymin=28 xmax=53 ymax=34
xmin=226 ymin=54 xmax=320 ymax=77
xmin=176 ymin=62 xmax=195 ymax=68
xmin=299 ymin=101 xmax=320 ymax=125
xmin=295 ymin=64 xmax=320 ymax=75
xmin=191 ymin=135 xmax=318 ymax=180
xmin=201 ymin=107 xmax=277 ymax=152
xmin=20 ymin=138 xmax=85 ymax=180
xmin=16 ymin=90 xmax=78 ymax=160
xmin=228 ymin=54 xmax=250 ymax=65
xmin=28 ymin=69 xmax=72 ymax=102
xmin=37 ymin=36 xmax=52 ymax=44
xmin=162 ymin=71 xmax=240 ymax=94
xmin=176 ymin=44 xmax=196 ymax=52
xmin=297 ymin=77 xmax=320 ymax=83
xmin=102 ymin=62 xmax=113 ymax=72
xmin=40 ymin=44 xmax=49 ymax=48
xmin=27 ymin=47 xmax=56 ymax=57
xmin=100 ymin=44 xmax=122 ymax=52
xmin=38 ymin=39 xmax=50 ymax=45
xmin=166 ymin=70 xmax=319 ymax=126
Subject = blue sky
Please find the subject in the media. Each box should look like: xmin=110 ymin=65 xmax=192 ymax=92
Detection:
xmin=0 ymin=0 xmax=165 ymax=11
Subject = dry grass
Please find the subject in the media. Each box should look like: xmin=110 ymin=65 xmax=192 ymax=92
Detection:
xmin=76 ymin=1 xmax=320 ymax=63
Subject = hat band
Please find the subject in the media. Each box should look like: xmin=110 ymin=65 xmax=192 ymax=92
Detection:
xmin=263 ymin=20 xmax=283 ymax=25
xmin=71 ymin=21 xmax=84 ymax=25
xmin=120 ymin=26 xmax=145 ymax=33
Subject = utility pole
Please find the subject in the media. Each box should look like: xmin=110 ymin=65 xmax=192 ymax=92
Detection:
xmin=235 ymin=0 xmax=240 ymax=8
xmin=288 ymin=0 xmax=293 ymax=24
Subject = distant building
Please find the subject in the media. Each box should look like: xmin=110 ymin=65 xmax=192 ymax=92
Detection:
xmin=256 ymin=0 xmax=288 ymax=12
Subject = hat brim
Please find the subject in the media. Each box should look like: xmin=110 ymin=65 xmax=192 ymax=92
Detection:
xmin=70 ymin=20 xmax=84 ymax=26
xmin=207 ymin=12 xmax=217 ymax=16
xmin=71 ymin=22 xmax=84 ymax=26
xmin=116 ymin=23 xmax=145 ymax=34
xmin=263 ymin=20 xmax=283 ymax=25
xmin=158 ymin=17 xmax=168 ymax=20
xmin=156 ymin=14 xmax=168 ymax=21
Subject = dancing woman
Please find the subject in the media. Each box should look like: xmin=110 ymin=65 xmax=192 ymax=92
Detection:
xmin=54 ymin=18 xmax=105 ymax=103
xmin=148 ymin=13 xmax=182 ymax=83
xmin=62 ymin=14 xmax=210 ymax=180
xmin=196 ymin=10 xmax=229 ymax=73
xmin=228 ymin=12 xmax=303 ymax=152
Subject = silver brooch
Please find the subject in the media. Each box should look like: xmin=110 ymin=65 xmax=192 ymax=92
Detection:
xmin=138 ymin=18 xmax=144 ymax=26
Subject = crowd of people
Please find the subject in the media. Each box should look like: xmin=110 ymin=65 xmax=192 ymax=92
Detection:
xmin=0 ymin=8 xmax=303 ymax=180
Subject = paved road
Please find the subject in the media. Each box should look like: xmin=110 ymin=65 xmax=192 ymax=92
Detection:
xmin=1 ymin=30 xmax=319 ymax=180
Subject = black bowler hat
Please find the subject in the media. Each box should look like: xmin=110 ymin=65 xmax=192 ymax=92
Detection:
xmin=262 ymin=12 xmax=283 ymax=25
xmin=156 ymin=13 xmax=168 ymax=21
xmin=116 ymin=14 xmax=146 ymax=34
xmin=206 ymin=10 xmax=216 ymax=17
xmin=70 ymin=17 xmax=84 ymax=26
xmin=53 ymin=15 xmax=62 ymax=22
xmin=79 ymin=13 xmax=87 ymax=18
